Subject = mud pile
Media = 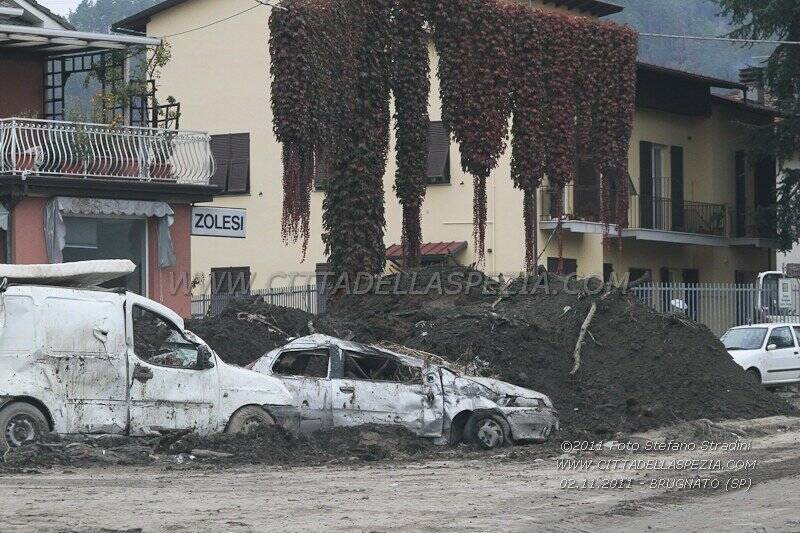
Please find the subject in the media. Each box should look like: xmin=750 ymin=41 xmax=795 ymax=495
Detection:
xmin=189 ymin=267 xmax=792 ymax=439
xmin=322 ymin=268 xmax=792 ymax=438
xmin=186 ymin=298 xmax=313 ymax=366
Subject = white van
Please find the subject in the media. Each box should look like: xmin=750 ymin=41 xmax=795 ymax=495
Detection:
xmin=0 ymin=261 xmax=297 ymax=450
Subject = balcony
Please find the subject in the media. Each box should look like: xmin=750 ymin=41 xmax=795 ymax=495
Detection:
xmin=0 ymin=118 xmax=214 ymax=185
xmin=539 ymin=185 xmax=774 ymax=247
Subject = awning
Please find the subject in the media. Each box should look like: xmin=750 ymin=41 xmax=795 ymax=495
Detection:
xmin=45 ymin=197 xmax=176 ymax=268
xmin=0 ymin=24 xmax=160 ymax=53
xmin=386 ymin=241 xmax=468 ymax=260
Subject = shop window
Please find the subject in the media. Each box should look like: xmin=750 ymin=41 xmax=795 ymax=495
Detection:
xmin=62 ymin=217 xmax=146 ymax=294
xmin=427 ymin=121 xmax=450 ymax=185
xmin=210 ymin=133 xmax=250 ymax=194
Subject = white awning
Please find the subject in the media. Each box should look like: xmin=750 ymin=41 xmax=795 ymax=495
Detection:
xmin=0 ymin=24 xmax=160 ymax=53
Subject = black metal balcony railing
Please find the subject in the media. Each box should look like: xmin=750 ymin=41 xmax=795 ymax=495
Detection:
xmin=540 ymin=185 xmax=729 ymax=237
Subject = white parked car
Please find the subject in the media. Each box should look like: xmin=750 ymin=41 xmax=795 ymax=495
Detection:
xmin=250 ymin=334 xmax=559 ymax=449
xmin=0 ymin=261 xmax=297 ymax=450
xmin=721 ymin=323 xmax=800 ymax=385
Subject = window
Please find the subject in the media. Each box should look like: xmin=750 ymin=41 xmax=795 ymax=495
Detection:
xmin=211 ymin=267 xmax=251 ymax=296
xmin=132 ymin=306 xmax=203 ymax=369
xmin=722 ymin=328 xmax=767 ymax=351
xmin=210 ymin=133 xmax=250 ymax=194
xmin=768 ymin=326 xmax=795 ymax=349
xmin=273 ymin=349 xmax=330 ymax=378
xmin=426 ymin=121 xmax=450 ymax=185
xmin=628 ymin=268 xmax=652 ymax=284
xmin=62 ymin=217 xmax=146 ymax=294
xmin=547 ymin=257 xmax=577 ymax=276
xmin=46 ymin=52 xmax=125 ymax=122
xmin=342 ymin=350 xmax=420 ymax=383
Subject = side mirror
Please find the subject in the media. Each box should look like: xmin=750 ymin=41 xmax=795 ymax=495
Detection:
xmin=197 ymin=345 xmax=214 ymax=369
xmin=766 ymin=343 xmax=777 ymax=351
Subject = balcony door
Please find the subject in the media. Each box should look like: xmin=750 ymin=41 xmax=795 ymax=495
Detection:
xmin=652 ymin=144 xmax=671 ymax=230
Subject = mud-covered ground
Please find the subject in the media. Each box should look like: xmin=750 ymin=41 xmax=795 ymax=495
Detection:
xmin=2 ymin=416 xmax=800 ymax=532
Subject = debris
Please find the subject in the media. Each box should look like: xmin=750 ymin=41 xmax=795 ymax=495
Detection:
xmin=190 ymin=267 xmax=793 ymax=440
xmin=570 ymin=302 xmax=597 ymax=375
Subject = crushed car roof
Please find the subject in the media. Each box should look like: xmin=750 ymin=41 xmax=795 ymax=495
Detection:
xmin=279 ymin=334 xmax=425 ymax=368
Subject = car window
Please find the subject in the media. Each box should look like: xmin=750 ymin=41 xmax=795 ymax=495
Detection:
xmin=342 ymin=350 xmax=420 ymax=383
xmin=768 ymin=326 xmax=795 ymax=349
xmin=273 ymin=349 xmax=330 ymax=378
xmin=721 ymin=327 xmax=767 ymax=350
xmin=133 ymin=306 xmax=200 ymax=369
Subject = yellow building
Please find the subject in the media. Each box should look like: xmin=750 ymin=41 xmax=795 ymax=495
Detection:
xmin=115 ymin=0 xmax=778 ymax=293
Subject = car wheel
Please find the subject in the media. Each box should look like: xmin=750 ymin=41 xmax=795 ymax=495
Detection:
xmin=747 ymin=368 xmax=762 ymax=385
xmin=226 ymin=406 xmax=276 ymax=435
xmin=0 ymin=403 xmax=48 ymax=452
xmin=467 ymin=413 xmax=509 ymax=450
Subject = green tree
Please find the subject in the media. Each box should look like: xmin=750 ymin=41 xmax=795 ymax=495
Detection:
xmin=68 ymin=0 xmax=159 ymax=33
xmin=715 ymin=0 xmax=800 ymax=250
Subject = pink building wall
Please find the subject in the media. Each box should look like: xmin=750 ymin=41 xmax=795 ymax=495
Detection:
xmin=9 ymin=198 xmax=193 ymax=318
xmin=11 ymin=198 xmax=48 ymax=264
xmin=148 ymin=204 xmax=192 ymax=318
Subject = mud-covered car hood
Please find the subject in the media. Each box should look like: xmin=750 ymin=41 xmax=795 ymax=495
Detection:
xmin=461 ymin=376 xmax=554 ymax=408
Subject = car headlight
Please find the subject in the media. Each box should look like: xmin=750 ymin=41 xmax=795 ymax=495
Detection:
xmin=500 ymin=395 xmax=545 ymax=408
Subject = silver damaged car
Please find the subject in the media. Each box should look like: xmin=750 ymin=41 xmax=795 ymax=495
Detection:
xmin=250 ymin=335 xmax=558 ymax=449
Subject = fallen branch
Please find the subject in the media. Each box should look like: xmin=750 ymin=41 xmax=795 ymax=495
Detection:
xmin=586 ymin=329 xmax=603 ymax=347
xmin=570 ymin=302 xmax=597 ymax=375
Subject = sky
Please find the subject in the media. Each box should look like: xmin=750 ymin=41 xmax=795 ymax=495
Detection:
xmin=38 ymin=0 xmax=81 ymax=16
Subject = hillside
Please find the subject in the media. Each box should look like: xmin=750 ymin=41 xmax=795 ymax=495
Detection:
xmin=610 ymin=0 xmax=775 ymax=81
xmin=66 ymin=0 xmax=770 ymax=82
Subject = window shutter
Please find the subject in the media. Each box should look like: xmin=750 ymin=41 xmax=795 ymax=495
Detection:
xmin=734 ymin=151 xmax=746 ymax=238
xmin=670 ymin=146 xmax=684 ymax=231
xmin=227 ymin=133 xmax=250 ymax=193
xmin=426 ymin=121 xmax=450 ymax=184
xmin=639 ymin=141 xmax=653 ymax=229
xmin=210 ymin=135 xmax=231 ymax=190
xmin=574 ymin=159 xmax=599 ymax=221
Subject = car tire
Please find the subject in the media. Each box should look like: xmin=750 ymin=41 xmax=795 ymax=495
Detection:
xmin=226 ymin=406 xmax=276 ymax=435
xmin=0 ymin=402 xmax=48 ymax=452
xmin=747 ymin=368 xmax=762 ymax=385
xmin=466 ymin=412 xmax=509 ymax=450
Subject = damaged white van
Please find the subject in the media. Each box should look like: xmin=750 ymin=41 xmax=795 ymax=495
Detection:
xmin=0 ymin=261 xmax=296 ymax=450
xmin=251 ymin=335 xmax=559 ymax=449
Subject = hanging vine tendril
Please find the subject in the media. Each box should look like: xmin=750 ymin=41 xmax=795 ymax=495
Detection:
xmin=270 ymin=0 xmax=638 ymax=276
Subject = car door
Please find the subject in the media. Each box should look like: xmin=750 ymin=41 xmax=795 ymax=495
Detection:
xmin=762 ymin=326 xmax=800 ymax=384
xmin=329 ymin=346 xmax=444 ymax=437
xmin=269 ymin=346 xmax=333 ymax=433
xmin=41 ymin=292 xmax=128 ymax=434
xmin=126 ymin=297 xmax=219 ymax=435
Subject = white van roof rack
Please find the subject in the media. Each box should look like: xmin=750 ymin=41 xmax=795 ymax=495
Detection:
xmin=0 ymin=260 xmax=136 ymax=288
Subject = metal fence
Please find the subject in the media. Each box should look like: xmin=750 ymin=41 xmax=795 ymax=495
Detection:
xmin=191 ymin=281 xmax=800 ymax=337
xmin=629 ymin=283 xmax=800 ymax=336
xmin=191 ymin=285 xmax=319 ymax=317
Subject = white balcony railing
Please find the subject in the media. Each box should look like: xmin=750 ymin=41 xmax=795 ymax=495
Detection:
xmin=0 ymin=118 xmax=214 ymax=185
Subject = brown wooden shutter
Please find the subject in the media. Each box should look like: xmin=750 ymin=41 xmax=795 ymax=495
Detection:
xmin=639 ymin=141 xmax=653 ymax=229
xmin=734 ymin=151 xmax=746 ymax=237
xmin=574 ymin=159 xmax=600 ymax=221
xmin=670 ymin=146 xmax=684 ymax=231
xmin=210 ymin=134 xmax=231 ymax=190
xmin=427 ymin=121 xmax=450 ymax=184
xmin=227 ymin=133 xmax=250 ymax=193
